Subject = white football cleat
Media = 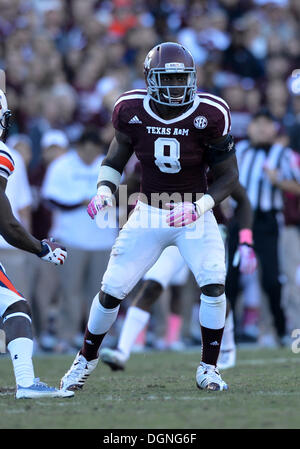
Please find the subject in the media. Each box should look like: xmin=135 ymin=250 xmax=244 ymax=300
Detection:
xmin=217 ymin=347 xmax=236 ymax=370
xmin=16 ymin=378 xmax=74 ymax=399
xmin=60 ymin=352 xmax=99 ymax=391
xmin=100 ymin=348 xmax=127 ymax=371
xmin=196 ymin=362 xmax=228 ymax=391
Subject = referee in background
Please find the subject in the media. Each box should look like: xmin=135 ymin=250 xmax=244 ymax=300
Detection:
xmin=226 ymin=109 xmax=300 ymax=345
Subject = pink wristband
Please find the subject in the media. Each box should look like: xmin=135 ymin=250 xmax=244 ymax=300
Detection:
xmin=239 ymin=228 xmax=253 ymax=245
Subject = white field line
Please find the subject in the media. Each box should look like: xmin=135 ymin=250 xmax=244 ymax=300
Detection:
xmin=18 ymin=392 xmax=300 ymax=404
xmin=99 ymin=390 xmax=300 ymax=401
xmin=1 ymin=391 xmax=300 ymax=413
xmin=2 ymin=390 xmax=300 ymax=403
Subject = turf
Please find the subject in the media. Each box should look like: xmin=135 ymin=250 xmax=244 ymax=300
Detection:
xmin=0 ymin=347 xmax=299 ymax=429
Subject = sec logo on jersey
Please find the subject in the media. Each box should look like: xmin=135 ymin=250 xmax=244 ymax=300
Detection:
xmin=194 ymin=116 xmax=208 ymax=129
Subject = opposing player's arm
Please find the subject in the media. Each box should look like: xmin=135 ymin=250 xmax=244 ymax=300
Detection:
xmin=196 ymin=134 xmax=239 ymax=215
xmin=0 ymin=176 xmax=42 ymax=254
xmin=97 ymin=130 xmax=134 ymax=193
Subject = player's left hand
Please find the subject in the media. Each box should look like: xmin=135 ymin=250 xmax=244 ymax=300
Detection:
xmin=37 ymin=238 xmax=67 ymax=265
xmin=233 ymin=244 xmax=257 ymax=275
xmin=166 ymin=202 xmax=199 ymax=227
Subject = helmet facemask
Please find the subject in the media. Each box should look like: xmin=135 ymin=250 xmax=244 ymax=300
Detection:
xmin=146 ymin=65 xmax=197 ymax=107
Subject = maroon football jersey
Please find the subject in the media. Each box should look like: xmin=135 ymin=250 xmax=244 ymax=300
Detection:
xmin=112 ymin=89 xmax=231 ymax=204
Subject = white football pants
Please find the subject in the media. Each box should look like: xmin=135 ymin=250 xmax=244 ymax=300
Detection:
xmin=143 ymin=245 xmax=189 ymax=289
xmin=101 ymin=201 xmax=226 ymax=300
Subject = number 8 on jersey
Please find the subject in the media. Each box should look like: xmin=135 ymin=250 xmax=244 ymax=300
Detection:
xmin=154 ymin=137 xmax=181 ymax=174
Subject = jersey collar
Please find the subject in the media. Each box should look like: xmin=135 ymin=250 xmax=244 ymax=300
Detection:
xmin=143 ymin=94 xmax=200 ymax=124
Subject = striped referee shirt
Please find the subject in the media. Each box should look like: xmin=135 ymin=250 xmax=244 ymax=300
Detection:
xmin=236 ymin=140 xmax=300 ymax=211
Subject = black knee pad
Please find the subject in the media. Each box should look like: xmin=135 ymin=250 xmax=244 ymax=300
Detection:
xmin=99 ymin=291 xmax=122 ymax=309
xmin=201 ymin=283 xmax=225 ymax=297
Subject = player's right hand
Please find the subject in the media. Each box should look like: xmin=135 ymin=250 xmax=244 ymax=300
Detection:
xmin=87 ymin=192 xmax=113 ymax=220
xmin=37 ymin=238 xmax=67 ymax=265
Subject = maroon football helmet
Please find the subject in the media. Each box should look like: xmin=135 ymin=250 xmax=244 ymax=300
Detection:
xmin=144 ymin=42 xmax=197 ymax=107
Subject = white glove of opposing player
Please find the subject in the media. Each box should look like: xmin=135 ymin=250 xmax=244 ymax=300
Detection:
xmin=37 ymin=238 xmax=67 ymax=265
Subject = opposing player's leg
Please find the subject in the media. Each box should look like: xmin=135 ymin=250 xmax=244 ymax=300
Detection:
xmin=100 ymin=246 xmax=187 ymax=370
xmin=60 ymin=204 xmax=168 ymax=390
xmin=176 ymin=211 xmax=228 ymax=391
xmin=0 ymin=268 xmax=73 ymax=399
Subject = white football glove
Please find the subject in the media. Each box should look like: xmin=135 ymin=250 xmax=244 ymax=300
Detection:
xmin=37 ymin=238 xmax=67 ymax=265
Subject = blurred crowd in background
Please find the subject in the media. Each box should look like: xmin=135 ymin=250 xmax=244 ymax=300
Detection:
xmin=1 ymin=0 xmax=300 ymax=354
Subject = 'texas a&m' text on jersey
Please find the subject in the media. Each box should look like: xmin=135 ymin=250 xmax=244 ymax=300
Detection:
xmin=112 ymin=89 xmax=231 ymax=203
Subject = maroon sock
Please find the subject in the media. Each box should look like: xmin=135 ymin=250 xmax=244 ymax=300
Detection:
xmin=201 ymin=325 xmax=224 ymax=366
xmin=80 ymin=328 xmax=106 ymax=361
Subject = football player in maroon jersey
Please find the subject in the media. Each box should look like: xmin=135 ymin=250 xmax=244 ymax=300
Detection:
xmin=60 ymin=42 xmax=239 ymax=392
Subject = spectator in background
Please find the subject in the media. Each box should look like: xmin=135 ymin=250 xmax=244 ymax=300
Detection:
xmin=27 ymin=84 xmax=79 ymax=167
xmin=265 ymin=79 xmax=289 ymax=126
xmin=30 ymin=129 xmax=69 ymax=241
xmin=221 ymin=81 xmax=253 ymax=142
xmin=27 ymin=129 xmax=69 ymax=348
xmin=41 ymin=128 xmax=118 ymax=352
xmin=222 ymin=19 xmax=264 ymax=81
xmin=6 ymin=134 xmax=33 ymax=169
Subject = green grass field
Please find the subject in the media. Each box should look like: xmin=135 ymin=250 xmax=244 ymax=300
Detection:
xmin=0 ymin=347 xmax=300 ymax=429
